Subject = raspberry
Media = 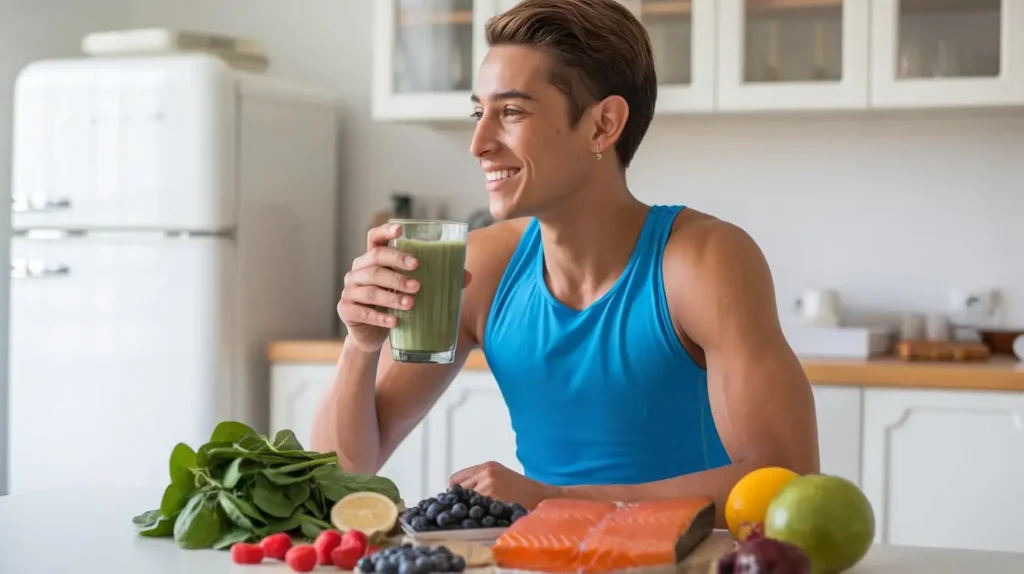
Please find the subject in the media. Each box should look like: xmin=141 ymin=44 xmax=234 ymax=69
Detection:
xmin=314 ymin=529 xmax=344 ymax=566
xmin=259 ymin=532 xmax=292 ymax=560
xmin=285 ymin=545 xmax=318 ymax=572
xmin=342 ymin=529 xmax=368 ymax=556
xmin=230 ymin=542 xmax=264 ymax=565
xmin=331 ymin=543 xmax=363 ymax=570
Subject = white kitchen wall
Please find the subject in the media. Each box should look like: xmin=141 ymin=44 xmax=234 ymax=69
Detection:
xmin=122 ymin=0 xmax=1024 ymax=330
xmin=0 ymin=0 xmax=127 ymax=495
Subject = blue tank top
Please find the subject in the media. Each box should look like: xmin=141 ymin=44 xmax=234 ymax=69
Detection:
xmin=482 ymin=205 xmax=731 ymax=486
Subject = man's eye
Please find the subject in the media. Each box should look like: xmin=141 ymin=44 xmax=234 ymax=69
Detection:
xmin=470 ymin=110 xmax=483 ymax=119
xmin=503 ymin=108 xmax=522 ymax=117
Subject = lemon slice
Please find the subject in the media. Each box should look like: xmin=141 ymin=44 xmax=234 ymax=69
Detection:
xmin=330 ymin=491 xmax=399 ymax=536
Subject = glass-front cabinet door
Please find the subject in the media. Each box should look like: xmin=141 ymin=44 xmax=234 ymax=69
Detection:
xmin=373 ymin=0 xmax=490 ymax=121
xmin=870 ymin=0 xmax=1024 ymax=107
xmin=716 ymin=0 xmax=870 ymax=110
xmin=618 ymin=0 xmax=716 ymax=113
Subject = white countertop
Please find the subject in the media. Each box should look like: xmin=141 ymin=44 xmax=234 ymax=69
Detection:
xmin=2 ymin=486 xmax=1023 ymax=573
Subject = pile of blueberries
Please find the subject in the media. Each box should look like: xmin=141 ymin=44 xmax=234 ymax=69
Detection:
xmin=356 ymin=543 xmax=465 ymax=574
xmin=401 ymin=484 xmax=529 ymax=531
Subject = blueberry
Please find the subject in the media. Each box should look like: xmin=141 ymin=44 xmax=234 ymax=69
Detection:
xmin=450 ymin=503 xmax=469 ymax=519
xmin=450 ymin=555 xmax=466 ymax=572
xmin=404 ymin=507 xmax=422 ymax=518
xmin=468 ymin=494 xmax=484 ymax=507
xmin=377 ymin=562 xmax=398 ymax=574
xmin=413 ymin=556 xmax=433 ymax=574
xmin=410 ymin=516 xmax=430 ymax=531
xmin=397 ymin=560 xmax=414 ymax=574
xmin=434 ymin=545 xmax=452 ymax=556
xmin=357 ymin=557 xmax=376 ymax=573
xmin=436 ymin=511 xmax=456 ymax=528
xmin=447 ymin=484 xmax=464 ymax=496
xmin=460 ymin=518 xmax=480 ymax=529
xmin=496 ymin=518 xmax=510 ymax=527
xmin=425 ymin=502 xmax=443 ymax=521
xmin=510 ymin=503 xmax=528 ymax=514
xmin=430 ymin=554 xmax=452 ymax=572
xmin=489 ymin=501 xmax=509 ymax=518
xmin=418 ymin=498 xmax=434 ymax=511
xmin=480 ymin=515 xmax=497 ymax=528
xmin=468 ymin=505 xmax=486 ymax=520
xmin=510 ymin=510 xmax=527 ymax=523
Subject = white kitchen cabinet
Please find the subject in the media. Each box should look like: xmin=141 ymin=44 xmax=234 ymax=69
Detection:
xmin=861 ymin=387 xmax=1024 ymax=553
xmin=619 ymin=0 xmax=717 ymax=113
xmin=870 ymin=0 xmax=1024 ymax=108
xmin=372 ymin=0 xmax=499 ymax=122
xmin=424 ymin=370 xmax=521 ymax=496
xmin=811 ymin=385 xmax=863 ymax=486
xmin=268 ymin=362 xmax=429 ymax=506
xmin=716 ymin=0 xmax=870 ymax=110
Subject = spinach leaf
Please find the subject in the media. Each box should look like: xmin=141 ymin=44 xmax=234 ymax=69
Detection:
xmin=252 ymin=474 xmax=299 ymax=518
xmin=133 ymin=509 xmax=175 ymax=537
xmin=213 ymin=528 xmax=255 ymax=550
xmin=218 ymin=491 xmax=256 ymax=531
xmin=272 ymin=430 xmax=304 ymax=451
xmin=169 ymin=443 xmax=197 ymax=496
xmin=221 ymin=458 xmax=244 ymax=489
xmin=174 ymin=490 xmax=227 ymax=549
xmin=159 ymin=483 xmax=188 ymax=518
xmin=209 ymin=421 xmax=258 ymax=444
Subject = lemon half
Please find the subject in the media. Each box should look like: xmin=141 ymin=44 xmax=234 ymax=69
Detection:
xmin=330 ymin=491 xmax=399 ymax=536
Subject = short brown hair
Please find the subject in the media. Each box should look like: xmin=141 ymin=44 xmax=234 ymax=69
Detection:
xmin=485 ymin=0 xmax=657 ymax=168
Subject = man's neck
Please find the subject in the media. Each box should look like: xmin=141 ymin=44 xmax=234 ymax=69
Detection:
xmin=534 ymin=175 xmax=650 ymax=311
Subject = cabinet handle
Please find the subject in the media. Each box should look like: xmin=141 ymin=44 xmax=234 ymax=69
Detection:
xmin=11 ymin=195 xmax=72 ymax=212
xmin=11 ymin=259 xmax=71 ymax=279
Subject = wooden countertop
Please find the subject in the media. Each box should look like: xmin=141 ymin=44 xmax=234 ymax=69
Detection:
xmin=267 ymin=339 xmax=1024 ymax=392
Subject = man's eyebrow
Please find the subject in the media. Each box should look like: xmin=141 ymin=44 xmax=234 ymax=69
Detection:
xmin=470 ymin=90 xmax=535 ymax=103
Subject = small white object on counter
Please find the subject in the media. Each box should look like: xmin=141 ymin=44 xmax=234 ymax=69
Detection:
xmin=2 ymin=487 xmax=1024 ymax=574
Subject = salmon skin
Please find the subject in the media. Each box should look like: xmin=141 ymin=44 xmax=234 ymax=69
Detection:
xmin=492 ymin=498 xmax=716 ymax=573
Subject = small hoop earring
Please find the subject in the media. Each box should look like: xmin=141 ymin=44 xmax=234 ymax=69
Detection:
xmin=595 ymin=151 xmax=603 ymax=160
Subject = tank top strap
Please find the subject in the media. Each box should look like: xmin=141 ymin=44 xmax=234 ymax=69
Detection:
xmin=631 ymin=204 xmax=686 ymax=271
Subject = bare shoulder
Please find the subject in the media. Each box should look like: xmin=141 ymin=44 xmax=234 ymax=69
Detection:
xmin=461 ymin=218 xmax=532 ymax=344
xmin=662 ymin=208 xmax=780 ymax=348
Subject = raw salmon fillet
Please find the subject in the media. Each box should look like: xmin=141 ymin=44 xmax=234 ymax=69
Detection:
xmin=492 ymin=497 xmax=715 ymax=573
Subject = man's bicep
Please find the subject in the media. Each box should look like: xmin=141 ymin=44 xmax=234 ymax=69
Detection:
xmin=670 ymin=222 xmax=819 ymax=473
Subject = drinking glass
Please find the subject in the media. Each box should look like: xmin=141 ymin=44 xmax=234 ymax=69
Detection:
xmin=387 ymin=219 xmax=468 ymax=364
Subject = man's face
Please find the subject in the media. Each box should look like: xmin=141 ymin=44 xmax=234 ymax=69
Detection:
xmin=470 ymin=45 xmax=597 ymax=220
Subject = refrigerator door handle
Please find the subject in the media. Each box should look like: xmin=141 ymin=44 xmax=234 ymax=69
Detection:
xmin=12 ymin=194 xmax=73 ymax=212
xmin=10 ymin=259 xmax=71 ymax=279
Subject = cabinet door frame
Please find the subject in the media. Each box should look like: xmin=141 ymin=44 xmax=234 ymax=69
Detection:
xmin=870 ymin=0 xmax=1024 ymax=108
xmin=617 ymin=0 xmax=717 ymax=113
xmin=372 ymin=0 xmax=493 ymax=122
xmin=716 ymin=0 xmax=871 ymax=110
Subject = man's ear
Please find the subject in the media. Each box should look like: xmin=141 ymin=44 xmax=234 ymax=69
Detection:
xmin=588 ymin=95 xmax=629 ymax=157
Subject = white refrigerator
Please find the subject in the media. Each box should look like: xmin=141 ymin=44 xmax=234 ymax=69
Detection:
xmin=6 ymin=54 xmax=340 ymax=494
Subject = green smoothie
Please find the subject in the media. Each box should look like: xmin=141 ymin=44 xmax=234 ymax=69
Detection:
xmin=388 ymin=236 xmax=467 ymax=362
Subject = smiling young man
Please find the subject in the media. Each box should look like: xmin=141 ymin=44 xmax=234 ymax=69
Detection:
xmin=311 ymin=0 xmax=818 ymax=528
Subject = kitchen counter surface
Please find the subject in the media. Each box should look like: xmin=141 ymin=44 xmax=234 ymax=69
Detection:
xmin=3 ymin=486 xmax=1024 ymax=573
xmin=268 ymin=340 xmax=1024 ymax=392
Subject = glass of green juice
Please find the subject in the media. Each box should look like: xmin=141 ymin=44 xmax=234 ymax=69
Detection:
xmin=387 ymin=219 xmax=469 ymax=364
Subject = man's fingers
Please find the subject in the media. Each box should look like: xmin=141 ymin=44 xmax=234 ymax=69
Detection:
xmin=449 ymin=463 xmax=485 ymax=486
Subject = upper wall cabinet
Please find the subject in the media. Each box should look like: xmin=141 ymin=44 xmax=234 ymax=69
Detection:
xmin=618 ymin=1 xmax=717 ymax=113
xmin=372 ymin=0 xmax=498 ymax=122
xmin=717 ymin=0 xmax=870 ymax=110
xmin=870 ymin=0 xmax=1024 ymax=108
xmin=371 ymin=0 xmax=1024 ymax=122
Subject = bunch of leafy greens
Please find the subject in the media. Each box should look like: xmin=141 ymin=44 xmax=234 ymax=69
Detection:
xmin=132 ymin=421 xmax=401 ymax=550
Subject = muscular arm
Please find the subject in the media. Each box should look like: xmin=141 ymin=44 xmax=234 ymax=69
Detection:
xmin=309 ymin=221 xmax=527 ymax=474
xmin=558 ymin=220 xmax=819 ymax=526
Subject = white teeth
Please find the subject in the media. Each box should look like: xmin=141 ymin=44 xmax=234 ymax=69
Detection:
xmin=485 ymin=169 xmax=520 ymax=182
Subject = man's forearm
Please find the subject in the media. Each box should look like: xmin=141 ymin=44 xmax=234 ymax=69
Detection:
xmin=309 ymin=344 xmax=383 ymax=474
xmin=557 ymin=458 xmax=790 ymax=529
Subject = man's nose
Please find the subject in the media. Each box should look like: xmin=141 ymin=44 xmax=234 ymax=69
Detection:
xmin=470 ymin=115 xmax=499 ymax=158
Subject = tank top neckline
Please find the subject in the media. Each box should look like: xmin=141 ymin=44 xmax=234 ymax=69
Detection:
xmin=532 ymin=206 xmax=660 ymax=317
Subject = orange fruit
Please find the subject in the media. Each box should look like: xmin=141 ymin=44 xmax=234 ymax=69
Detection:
xmin=725 ymin=466 xmax=800 ymax=538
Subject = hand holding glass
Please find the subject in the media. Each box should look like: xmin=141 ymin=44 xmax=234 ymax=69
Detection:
xmin=387 ymin=220 xmax=468 ymax=364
